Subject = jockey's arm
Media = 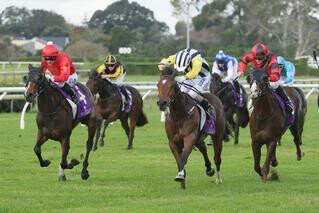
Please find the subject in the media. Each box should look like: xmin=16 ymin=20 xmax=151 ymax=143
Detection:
xmin=104 ymin=66 xmax=124 ymax=79
xmin=238 ymin=54 xmax=252 ymax=76
xmin=157 ymin=55 xmax=176 ymax=72
xmin=285 ymin=62 xmax=295 ymax=84
xmin=268 ymin=60 xmax=281 ymax=82
xmin=54 ymin=60 xmax=71 ymax=82
xmin=185 ymin=56 xmax=202 ymax=79
xmin=96 ymin=64 xmax=106 ymax=74
xmin=224 ymin=61 xmax=236 ymax=82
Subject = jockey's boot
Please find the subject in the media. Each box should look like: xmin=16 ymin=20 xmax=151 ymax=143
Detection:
xmin=63 ymin=84 xmax=79 ymax=104
xmin=200 ymin=99 xmax=214 ymax=118
xmin=275 ymin=86 xmax=294 ymax=114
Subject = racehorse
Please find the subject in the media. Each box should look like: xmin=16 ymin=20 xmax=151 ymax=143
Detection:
xmin=24 ymin=64 xmax=96 ymax=181
xmin=157 ymin=72 xmax=225 ymax=189
xmin=86 ymin=70 xmax=148 ymax=150
xmin=210 ymin=73 xmax=249 ymax=144
xmin=247 ymin=68 xmax=307 ymax=182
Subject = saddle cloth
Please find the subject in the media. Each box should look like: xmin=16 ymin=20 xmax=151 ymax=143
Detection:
xmin=271 ymin=90 xmax=294 ymax=125
xmin=196 ymin=104 xmax=216 ymax=135
xmin=53 ymin=83 xmax=92 ymax=120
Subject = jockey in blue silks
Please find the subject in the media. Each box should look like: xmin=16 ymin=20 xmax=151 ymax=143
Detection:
xmin=277 ymin=56 xmax=295 ymax=86
xmin=212 ymin=50 xmax=240 ymax=94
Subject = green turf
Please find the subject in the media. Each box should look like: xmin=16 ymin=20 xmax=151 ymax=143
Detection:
xmin=0 ymin=97 xmax=318 ymax=212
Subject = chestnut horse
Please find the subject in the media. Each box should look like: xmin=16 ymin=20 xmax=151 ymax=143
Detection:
xmin=247 ymin=69 xmax=307 ymax=182
xmin=157 ymin=73 xmax=225 ymax=189
xmin=86 ymin=70 xmax=148 ymax=150
xmin=210 ymin=73 xmax=249 ymax=144
xmin=24 ymin=64 xmax=96 ymax=181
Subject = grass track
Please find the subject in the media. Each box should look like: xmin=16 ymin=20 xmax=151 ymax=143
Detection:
xmin=0 ymin=97 xmax=318 ymax=212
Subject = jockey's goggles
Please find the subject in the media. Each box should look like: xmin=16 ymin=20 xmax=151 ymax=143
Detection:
xmin=106 ymin=64 xmax=115 ymax=69
xmin=254 ymin=56 xmax=266 ymax=61
xmin=44 ymin=56 xmax=56 ymax=61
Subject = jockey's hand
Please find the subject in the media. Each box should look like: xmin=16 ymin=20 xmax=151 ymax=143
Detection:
xmin=101 ymin=74 xmax=109 ymax=79
xmin=45 ymin=74 xmax=54 ymax=82
xmin=178 ymin=75 xmax=186 ymax=82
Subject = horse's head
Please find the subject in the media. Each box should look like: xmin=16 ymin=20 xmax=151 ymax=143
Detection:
xmin=86 ymin=69 xmax=116 ymax=96
xmin=246 ymin=69 xmax=269 ymax=100
xmin=24 ymin=64 xmax=46 ymax=103
xmin=157 ymin=72 xmax=179 ymax=111
xmin=210 ymin=73 xmax=222 ymax=94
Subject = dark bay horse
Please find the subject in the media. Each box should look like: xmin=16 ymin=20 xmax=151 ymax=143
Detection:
xmin=24 ymin=64 xmax=96 ymax=181
xmin=86 ymin=70 xmax=148 ymax=150
xmin=210 ymin=73 xmax=249 ymax=144
xmin=247 ymin=69 xmax=307 ymax=182
xmin=157 ymin=73 xmax=225 ymax=189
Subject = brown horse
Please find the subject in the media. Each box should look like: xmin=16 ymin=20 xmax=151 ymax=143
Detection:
xmin=247 ymin=69 xmax=307 ymax=182
xmin=157 ymin=73 xmax=225 ymax=189
xmin=210 ymin=73 xmax=249 ymax=144
xmin=86 ymin=70 xmax=148 ymax=150
xmin=24 ymin=64 xmax=96 ymax=181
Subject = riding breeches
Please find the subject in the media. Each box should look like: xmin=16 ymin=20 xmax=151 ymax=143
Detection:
xmin=180 ymin=74 xmax=211 ymax=101
xmin=55 ymin=73 xmax=78 ymax=88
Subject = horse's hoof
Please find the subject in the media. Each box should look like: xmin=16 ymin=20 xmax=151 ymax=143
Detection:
xmin=58 ymin=175 xmax=66 ymax=182
xmin=99 ymin=141 xmax=104 ymax=147
xmin=92 ymin=146 xmax=98 ymax=152
xmin=71 ymin=159 xmax=80 ymax=166
xmin=271 ymin=160 xmax=278 ymax=167
xmin=215 ymin=178 xmax=222 ymax=184
xmin=206 ymin=168 xmax=215 ymax=177
xmin=268 ymin=169 xmax=279 ymax=181
xmin=41 ymin=160 xmax=51 ymax=167
xmin=234 ymin=141 xmax=238 ymax=145
xmin=174 ymin=175 xmax=185 ymax=182
xmin=81 ymin=170 xmax=90 ymax=180
xmin=127 ymin=145 xmax=133 ymax=150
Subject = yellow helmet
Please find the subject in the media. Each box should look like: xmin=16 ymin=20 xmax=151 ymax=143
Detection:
xmin=105 ymin=55 xmax=116 ymax=65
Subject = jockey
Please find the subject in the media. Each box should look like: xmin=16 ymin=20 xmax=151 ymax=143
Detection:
xmin=158 ymin=48 xmax=213 ymax=117
xmin=277 ymin=56 xmax=295 ymax=86
xmin=41 ymin=41 xmax=79 ymax=104
xmin=238 ymin=42 xmax=294 ymax=114
xmin=96 ymin=55 xmax=126 ymax=84
xmin=212 ymin=50 xmax=240 ymax=93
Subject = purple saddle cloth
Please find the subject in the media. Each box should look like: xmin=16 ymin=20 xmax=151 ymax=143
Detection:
xmin=118 ymin=85 xmax=132 ymax=113
xmin=272 ymin=90 xmax=294 ymax=125
xmin=234 ymin=89 xmax=244 ymax=108
xmin=202 ymin=113 xmax=216 ymax=135
xmin=53 ymin=84 xmax=92 ymax=120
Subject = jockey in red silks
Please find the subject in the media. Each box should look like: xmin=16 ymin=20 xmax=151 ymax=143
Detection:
xmin=41 ymin=41 xmax=79 ymax=104
xmin=237 ymin=42 xmax=294 ymax=114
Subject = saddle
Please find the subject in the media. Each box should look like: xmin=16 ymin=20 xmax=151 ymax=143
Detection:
xmin=272 ymin=90 xmax=294 ymax=125
xmin=118 ymin=85 xmax=132 ymax=113
xmin=52 ymin=83 xmax=92 ymax=120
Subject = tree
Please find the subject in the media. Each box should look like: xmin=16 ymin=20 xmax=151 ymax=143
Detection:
xmin=88 ymin=0 xmax=168 ymax=34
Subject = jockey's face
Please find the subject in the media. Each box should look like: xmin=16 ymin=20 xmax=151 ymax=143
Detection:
xmin=44 ymin=56 xmax=56 ymax=65
xmin=217 ymin=60 xmax=225 ymax=68
xmin=254 ymin=55 xmax=266 ymax=64
xmin=106 ymin=63 xmax=115 ymax=71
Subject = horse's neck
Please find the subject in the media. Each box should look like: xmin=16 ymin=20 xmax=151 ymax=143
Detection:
xmin=99 ymin=82 xmax=119 ymax=99
xmin=37 ymin=85 xmax=62 ymax=113
xmin=169 ymin=92 xmax=191 ymax=120
xmin=253 ymin=90 xmax=274 ymax=118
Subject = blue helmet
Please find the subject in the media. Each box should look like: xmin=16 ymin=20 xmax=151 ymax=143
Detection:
xmin=277 ymin=56 xmax=285 ymax=65
xmin=215 ymin=50 xmax=226 ymax=64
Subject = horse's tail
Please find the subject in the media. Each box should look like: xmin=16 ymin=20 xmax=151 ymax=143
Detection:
xmin=239 ymin=85 xmax=249 ymax=128
xmin=294 ymin=86 xmax=307 ymax=113
xmin=136 ymin=110 xmax=148 ymax=127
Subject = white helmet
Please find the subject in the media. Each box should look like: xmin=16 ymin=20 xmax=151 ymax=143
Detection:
xmin=174 ymin=49 xmax=191 ymax=72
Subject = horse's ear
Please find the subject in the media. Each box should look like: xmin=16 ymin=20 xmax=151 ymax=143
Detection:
xmin=28 ymin=64 xmax=34 ymax=71
xmin=262 ymin=75 xmax=268 ymax=82
xmin=246 ymin=74 xmax=251 ymax=84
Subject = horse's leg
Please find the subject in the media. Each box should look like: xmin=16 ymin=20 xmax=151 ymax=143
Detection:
xmin=169 ymin=140 xmax=186 ymax=189
xmin=196 ymin=140 xmax=214 ymax=177
xmin=127 ymin=115 xmax=138 ymax=150
xmin=93 ymin=118 xmax=102 ymax=151
xmin=59 ymin=137 xmax=70 ymax=181
xmin=261 ymin=141 xmax=277 ymax=182
xmin=99 ymin=120 xmax=109 ymax=147
xmin=252 ymin=141 xmax=262 ymax=177
xmin=234 ymin=110 xmax=240 ymax=144
xmin=81 ymin=117 xmax=95 ymax=180
xmin=34 ymin=132 xmax=50 ymax=167
xmin=289 ymin=124 xmax=303 ymax=160
xmin=212 ymin=135 xmax=223 ymax=184
xmin=120 ymin=117 xmax=131 ymax=150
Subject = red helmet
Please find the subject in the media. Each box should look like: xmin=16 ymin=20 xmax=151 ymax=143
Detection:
xmin=251 ymin=43 xmax=269 ymax=58
xmin=42 ymin=42 xmax=59 ymax=57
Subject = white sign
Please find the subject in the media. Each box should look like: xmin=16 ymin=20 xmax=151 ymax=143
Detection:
xmin=118 ymin=47 xmax=132 ymax=54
